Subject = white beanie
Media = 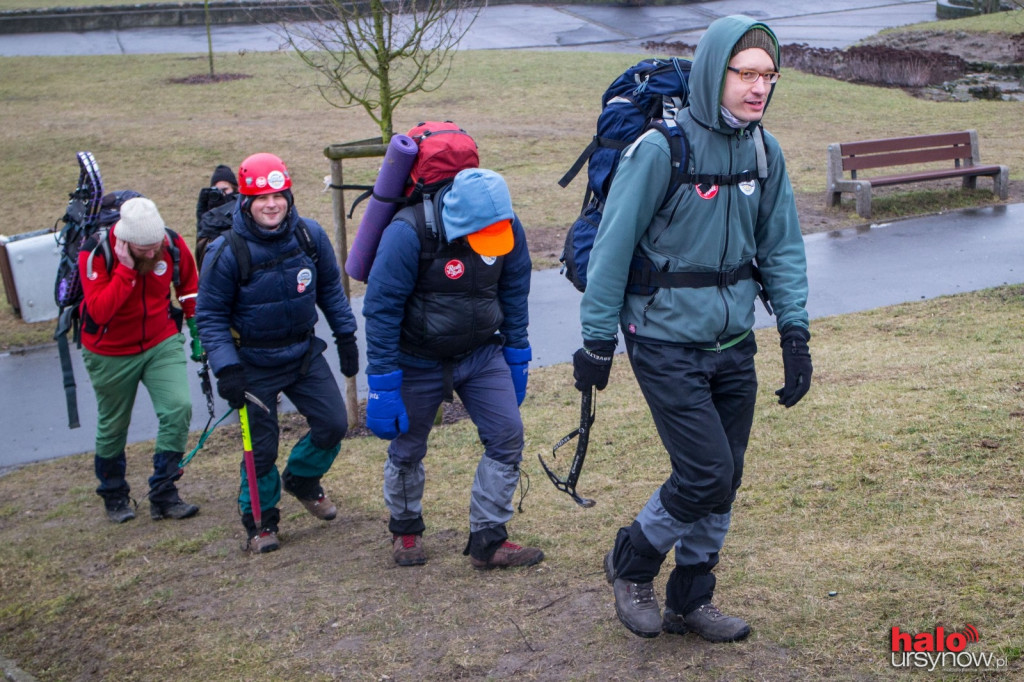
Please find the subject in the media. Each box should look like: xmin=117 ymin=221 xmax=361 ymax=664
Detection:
xmin=114 ymin=197 xmax=166 ymax=245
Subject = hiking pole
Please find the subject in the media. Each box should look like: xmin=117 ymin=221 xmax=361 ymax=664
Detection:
xmin=239 ymin=391 xmax=271 ymax=529
xmin=538 ymin=386 xmax=597 ymax=508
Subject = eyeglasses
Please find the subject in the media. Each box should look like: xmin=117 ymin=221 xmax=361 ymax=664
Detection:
xmin=727 ymin=66 xmax=781 ymax=84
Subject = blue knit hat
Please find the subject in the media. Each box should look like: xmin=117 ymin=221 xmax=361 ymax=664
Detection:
xmin=441 ymin=169 xmax=515 ymax=257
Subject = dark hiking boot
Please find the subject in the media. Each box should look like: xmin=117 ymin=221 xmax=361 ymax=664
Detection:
xmin=604 ymin=550 xmax=661 ymax=638
xmin=665 ymin=603 xmax=751 ymax=642
xmin=392 ymin=534 xmax=427 ymax=566
xmin=470 ymin=541 xmax=544 ymax=570
xmin=297 ymin=492 xmax=337 ymax=521
xmin=246 ymin=530 xmax=280 ymax=554
xmin=105 ymin=497 xmax=136 ymax=524
xmin=150 ymin=498 xmax=200 ymax=521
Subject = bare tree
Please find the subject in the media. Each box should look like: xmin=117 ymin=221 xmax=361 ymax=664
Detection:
xmin=281 ymin=0 xmax=482 ymax=141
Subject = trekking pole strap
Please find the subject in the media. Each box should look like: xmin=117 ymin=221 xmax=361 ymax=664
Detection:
xmin=56 ymin=330 xmax=79 ymax=429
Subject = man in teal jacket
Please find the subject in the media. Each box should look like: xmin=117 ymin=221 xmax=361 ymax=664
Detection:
xmin=575 ymin=15 xmax=812 ymax=641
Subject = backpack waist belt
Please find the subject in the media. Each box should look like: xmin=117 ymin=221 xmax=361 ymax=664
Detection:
xmin=628 ymin=260 xmax=754 ymax=290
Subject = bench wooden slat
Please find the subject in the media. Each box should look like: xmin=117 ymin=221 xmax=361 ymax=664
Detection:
xmin=825 ymin=129 xmax=1009 ymax=218
xmin=843 ymin=145 xmax=971 ymax=172
xmin=868 ymin=164 xmax=1006 ymax=188
xmin=839 ymin=131 xmax=972 ymax=155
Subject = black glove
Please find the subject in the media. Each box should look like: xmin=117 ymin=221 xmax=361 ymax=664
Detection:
xmin=216 ymin=364 xmax=248 ymax=410
xmin=572 ymin=339 xmax=616 ymax=392
xmin=776 ymin=326 xmax=812 ymax=408
xmin=336 ymin=333 xmax=359 ymax=378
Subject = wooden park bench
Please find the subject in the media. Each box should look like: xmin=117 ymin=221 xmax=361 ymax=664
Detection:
xmin=826 ymin=129 xmax=1008 ymax=218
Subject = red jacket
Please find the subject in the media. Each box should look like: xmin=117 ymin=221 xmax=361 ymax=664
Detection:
xmin=79 ymin=230 xmax=199 ymax=356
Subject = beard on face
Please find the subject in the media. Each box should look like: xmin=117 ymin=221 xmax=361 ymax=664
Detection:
xmin=134 ymin=245 xmax=166 ymax=275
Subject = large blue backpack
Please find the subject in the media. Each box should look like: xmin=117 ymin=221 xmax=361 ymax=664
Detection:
xmin=558 ymin=58 xmax=692 ymax=292
xmin=558 ymin=57 xmax=769 ymax=295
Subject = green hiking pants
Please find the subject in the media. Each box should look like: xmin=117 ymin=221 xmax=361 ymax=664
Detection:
xmin=83 ymin=334 xmax=192 ymax=459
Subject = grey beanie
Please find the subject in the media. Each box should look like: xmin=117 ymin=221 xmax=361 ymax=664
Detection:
xmin=114 ymin=197 xmax=166 ymax=245
xmin=732 ymin=27 xmax=778 ymax=69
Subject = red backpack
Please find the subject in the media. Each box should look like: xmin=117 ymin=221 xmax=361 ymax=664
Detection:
xmin=404 ymin=121 xmax=479 ymax=198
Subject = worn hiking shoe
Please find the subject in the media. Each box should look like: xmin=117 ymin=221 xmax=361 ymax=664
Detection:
xmin=149 ymin=499 xmax=200 ymax=521
xmin=246 ymin=530 xmax=280 ymax=554
xmin=666 ymin=603 xmax=751 ymax=642
xmin=297 ymin=492 xmax=337 ymax=521
xmin=604 ymin=550 xmax=661 ymax=638
xmin=392 ymin=534 xmax=427 ymax=566
xmin=104 ymin=497 xmax=136 ymax=524
xmin=470 ymin=541 xmax=544 ymax=570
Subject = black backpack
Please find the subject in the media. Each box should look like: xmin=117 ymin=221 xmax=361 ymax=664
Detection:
xmin=194 ymin=197 xmax=237 ymax=273
xmin=52 ymin=155 xmax=183 ymax=428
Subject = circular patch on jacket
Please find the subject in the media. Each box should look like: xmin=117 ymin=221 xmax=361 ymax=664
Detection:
xmin=739 ymin=180 xmax=757 ymax=196
xmin=480 ymin=255 xmax=497 ymax=266
xmin=297 ymin=268 xmax=312 ymax=293
xmin=445 ymin=260 xmax=465 ymax=279
xmin=696 ymin=184 xmax=719 ymax=200
xmin=154 ymin=261 xmax=168 ymax=277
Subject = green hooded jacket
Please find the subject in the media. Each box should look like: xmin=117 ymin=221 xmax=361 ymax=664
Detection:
xmin=580 ymin=15 xmax=809 ymax=348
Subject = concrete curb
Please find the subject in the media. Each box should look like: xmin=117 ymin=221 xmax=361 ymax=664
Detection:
xmin=0 ymin=0 xmax=326 ymax=34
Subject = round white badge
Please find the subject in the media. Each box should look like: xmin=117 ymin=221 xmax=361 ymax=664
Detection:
xmin=154 ymin=261 xmax=168 ymax=277
xmin=480 ymin=255 xmax=497 ymax=266
xmin=739 ymin=180 xmax=757 ymax=196
xmin=297 ymin=268 xmax=312 ymax=293
xmin=267 ymin=170 xmax=287 ymax=190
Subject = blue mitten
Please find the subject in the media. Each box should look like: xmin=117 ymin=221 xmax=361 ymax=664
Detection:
xmin=366 ymin=370 xmax=410 ymax=440
xmin=503 ymin=345 xmax=532 ymax=406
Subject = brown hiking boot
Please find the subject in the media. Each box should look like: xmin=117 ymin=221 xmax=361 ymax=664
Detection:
xmin=150 ymin=499 xmax=199 ymax=521
xmin=470 ymin=541 xmax=544 ymax=570
xmin=668 ymin=603 xmax=751 ymax=642
xmin=246 ymin=530 xmax=280 ymax=554
xmin=104 ymin=496 xmax=136 ymax=524
xmin=298 ymin=492 xmax=337 ymax=521
xmin=605 ymin=550 xmax=662 ymax=638
xmin=392 ymin=534 xmax=427 ymax=566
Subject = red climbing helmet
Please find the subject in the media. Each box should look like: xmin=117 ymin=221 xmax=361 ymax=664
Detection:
xmin=238 ymin=153 xmax=292 ymax=196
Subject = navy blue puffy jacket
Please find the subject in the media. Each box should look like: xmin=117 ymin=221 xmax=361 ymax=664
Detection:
xmin=196 ymin=202 xmax=357 ymax=374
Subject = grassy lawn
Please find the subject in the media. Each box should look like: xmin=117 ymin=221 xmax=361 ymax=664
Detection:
xmin=1 ymin=286 xmax=1022 ymax=680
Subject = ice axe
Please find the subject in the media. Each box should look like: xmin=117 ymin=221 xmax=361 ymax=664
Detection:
xmin=239 ymin=391 xmax=271 ymax=529
xmin=538 ymin=386 xmax=597 ymax=508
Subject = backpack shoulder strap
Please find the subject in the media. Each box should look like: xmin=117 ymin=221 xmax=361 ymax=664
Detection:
xmin=84 ymin=227 xmax=111 ymax=281
xmin=164 ymin=227 xmax=181 ymax=287
xmin=753 ymin=124 xmax=768 ymax=180
xmin=294 ymin=219 xmax=319 ymax=264
xmin=225 ymin=229 xmax=252 ymax=284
